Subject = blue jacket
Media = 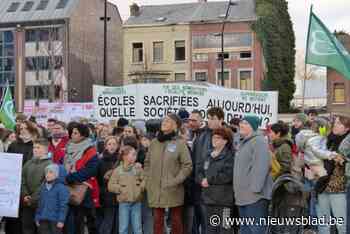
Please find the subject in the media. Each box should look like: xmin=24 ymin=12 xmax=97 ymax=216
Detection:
xmin=35 ymin=165 xmax=70 ymax=223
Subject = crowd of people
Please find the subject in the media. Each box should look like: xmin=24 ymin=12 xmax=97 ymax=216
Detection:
xmin=0 ymin=107 xmax=349 ymax=234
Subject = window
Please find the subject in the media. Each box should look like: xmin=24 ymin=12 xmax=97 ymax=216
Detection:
xmin=240 ymin=51 xmax=252 ymax=60
xmin=0 ymin=31 xmax=15 ymax=86
xmin=36 ymin=0 xmax=49 ymax=10
xmin=7 ymin=2 xmax=21 ymax=12
xmin=217 ymin=71 xmax=230 ymax=88
xmin=175 ymin=73 xmax=186 ymax=81
xmin=4 ymin=31 xmax=14 ymax=43
xmin=239 ymin=70 xmax=253 ymax=90
xmin=175 ymin=40 xmax=185 ymax=61
xmin=194 ymin=72 xmax=208 ymax=82
xmin=25 ymin=30 xmax=37 ymax=42
xmin=193 ymin=53 xmax=208 ymax=62
xmin=132 ymin=43 xmax=143 ymax=63
xmin=56 ymin=0 xmax=69 ymax=9
xmin=217 ymin=52 xmax=230 ymax=60
xmin=25 ymin=86 xmax=49 ymax=99
xmin=333 ymin=83 xmax=345 ymax=103
xmin=22 ymin=1 xmax=34 ymax=11
xmin=153 ymin=42 xmax=163 ymax=63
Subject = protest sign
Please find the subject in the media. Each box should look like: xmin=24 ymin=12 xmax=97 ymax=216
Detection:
xmin=0 ymin=153 xmax=23 ymax=218
xmin=94 ymin=83 xmax=278 ymax=128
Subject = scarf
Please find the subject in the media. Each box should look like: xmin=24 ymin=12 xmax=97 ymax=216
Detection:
xmin=64 ymin=138 xmax=92 ymax=173
xmin=327 ymin=131 xmax=350 ymax=152
xmin=157 ymin=131 xmax=177 ymax=143
xmin=45 ymin=182 xmax=53 ymax=191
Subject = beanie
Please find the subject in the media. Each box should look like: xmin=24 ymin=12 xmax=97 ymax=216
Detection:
xmin=117 ymin=118 xmax=129 ymax=128
xmin=167 ymin=113 xmax=182 ymax=129
xmin=242 ymin=115 xmax=260 ymax=132
xmin=177 ymin=109 xmax=190 ymax=121
xmin=294 ymin=113 xmax=308 ymax=125
xmin=45 ymin=164 xmax=59 ymax=179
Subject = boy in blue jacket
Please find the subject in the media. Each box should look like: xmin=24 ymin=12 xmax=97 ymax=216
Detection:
xmin=35 ymin=164 xmax=70 ymax=234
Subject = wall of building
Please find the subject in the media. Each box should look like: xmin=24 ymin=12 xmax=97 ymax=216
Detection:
xmin=69 ymin=0 xmax=123 ymax=102
xmin=123 ymin=24 xmax=191 ymax=84
xmin=191 ymin=22 xmax=264 ymax=90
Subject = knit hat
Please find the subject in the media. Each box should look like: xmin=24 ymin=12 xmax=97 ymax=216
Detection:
xmin=242 ymin=115 xmax=260 ymax=132
xmin=167 ymin=113 xmax=182 ymax=129
xmin=177 ymin=109 xmax=190 ymax=121
xmin=45 ymin=164 xmax=60 ymax=179
xmin=294 ymin=113 xmax=308 ymax=125
xmin=117 ymin=118 xmax=129 ymax=128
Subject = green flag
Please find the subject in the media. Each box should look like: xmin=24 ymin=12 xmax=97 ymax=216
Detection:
xmin=0 ymin=85 xmax=16 ymax=130
xmin=305 ymin=8 xmax=350 ymax=80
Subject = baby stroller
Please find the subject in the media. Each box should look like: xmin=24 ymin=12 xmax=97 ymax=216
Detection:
xmin=267 ymin=174 xmax=309 ymax=234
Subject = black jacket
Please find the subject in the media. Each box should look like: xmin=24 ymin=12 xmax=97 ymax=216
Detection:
xmin=197 ymin=147 xmax=234 ymax=207
xmin=97 ymin=152 xmax=119 ymax=207
xmin=8 ymin=139 xmax=34 ymax=166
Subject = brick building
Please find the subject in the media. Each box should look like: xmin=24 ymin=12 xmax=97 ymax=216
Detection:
xmin=123 ymin=0 xmax=265 ymax=90
xmin=327 ymin=33 xmax=350 ymax=116
xmin=0 ymin=0 xmax=123 ymax=108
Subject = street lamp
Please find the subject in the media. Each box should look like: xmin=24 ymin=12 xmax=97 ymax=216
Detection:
xmin=100 ymin=0 xmax=111 ymax=86
xmin=218 ymin=0 xmax=238 ymax=86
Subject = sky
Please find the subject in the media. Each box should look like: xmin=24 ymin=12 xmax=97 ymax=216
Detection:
xmin=109 ymin=0 xmax=350 ymax=52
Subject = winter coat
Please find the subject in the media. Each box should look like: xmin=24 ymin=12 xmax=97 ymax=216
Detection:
xmin=192 ymin=127 xmax=212 ymax=203
xmin=65 ymin=146 xmax=99 ymax=208
xmin=144 ymin=136 xmax=192 ymax=208
xmin=108 ymin=163 xmax=145 ymax=203
xmin=295 ymin=130 xmax=335 ymax=166
xmin=8 ymin=139 xmax=34 ymax=165
xmin=97 ymin=152 xmax=119 ymax=207
xmin=35 ymin=166 xmax=70 ymax=223
xmin=197 ymin=147 xmax=234 ymax=207
xmin=48 ymin=137 xmax=69 ymax=164
xmin=233 ymin=133 xmax=273 ymax=206
xmin=21 ymin=155 xmax=52 ymax=207
xmin=272 ymin=137 xmax=293 ymax=174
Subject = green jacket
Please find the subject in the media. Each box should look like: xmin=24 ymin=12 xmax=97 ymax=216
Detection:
xmin=21 ymin=156 xmax=52 ymax=207
xmin=108 ymin=163 xmax=145 ymax=203
xmin=272 ymin=137 xmax=293 ymax=175
xmin=144 ymin=137 xmax=192 ymax=208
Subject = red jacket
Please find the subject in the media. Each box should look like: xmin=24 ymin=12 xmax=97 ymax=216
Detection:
xmin=49 ymin=137 xmax=69 ymax=164
xmin=75 ymin=147 xmax=101 ymax=208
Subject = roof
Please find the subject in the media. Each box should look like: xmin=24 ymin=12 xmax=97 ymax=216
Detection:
xmin=124 ymin=0 xmax=256 ymax=26
xmin=0 ymin=0 xmax=80 ymax=25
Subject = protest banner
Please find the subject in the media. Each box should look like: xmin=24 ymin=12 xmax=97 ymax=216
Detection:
xmin=0 ymin=153 xmax=23 ymax=218
xmin=24 ymin=102 xmax=94 ymax=125
xmin=93 ymin=83 xmax=278 ymax=128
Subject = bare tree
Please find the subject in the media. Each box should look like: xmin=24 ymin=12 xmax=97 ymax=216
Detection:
xmin=295 ymin=50 xmax=321 ymax=110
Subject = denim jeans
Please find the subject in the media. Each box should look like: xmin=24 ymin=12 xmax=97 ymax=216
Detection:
xmin=238 ymin=199 xmax=269 ymax=234
xmin=142 ymin=193 xmax=153 ymax=234
xmin=119 ymin=202 xmax=142 ymax=234
xmin=316 ymin=193 xmax=347 ymax=234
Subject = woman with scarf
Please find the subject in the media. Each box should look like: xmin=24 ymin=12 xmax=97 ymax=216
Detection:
xmin=315 ymin=116 xmax=349 ymax=234
xmin=5 ymin=120 xmax=39 ymax=234
xmin=144 ymin=113 xmax=192 ymax=234
xmin=63 ymin=123 xmax=99 ymax=234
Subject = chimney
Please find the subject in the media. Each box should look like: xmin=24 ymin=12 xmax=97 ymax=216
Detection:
xmin=198 ymin=0 xmax=207 ymax=2
xmin=130 ymin=3 xmax=140 ymax=17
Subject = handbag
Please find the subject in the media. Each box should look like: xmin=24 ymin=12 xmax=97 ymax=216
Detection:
xmin=67 ymin=183 xmax=89 ymax=206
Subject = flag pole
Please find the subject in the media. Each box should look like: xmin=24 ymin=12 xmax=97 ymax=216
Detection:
xmin=303 ymin=5 xmax=313 ymax=112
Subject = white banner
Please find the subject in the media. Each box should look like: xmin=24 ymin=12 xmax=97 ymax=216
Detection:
xmin=0 ymin=153 xmax=23 ymax=218
xmin=24 ymin=102 xmax=94 ymax=125
xmin=93 ymin=83 xmax=279 ymax=128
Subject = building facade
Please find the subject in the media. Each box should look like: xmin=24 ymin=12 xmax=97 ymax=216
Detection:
xmin=123 ymin=0 xmax=265 ymax=90
xmin=0 ymin=0 xmax=123 ymax=108
xmin=327 ymin=33 xmax=350 ymax=116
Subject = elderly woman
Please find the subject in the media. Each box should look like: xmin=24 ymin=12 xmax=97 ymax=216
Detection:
xmin=144 ymin=113 xmax=192 ymax=234
xmin=197 ymin=127 xmax=235 ymax=234
xmin=64 ymin=123 xmax=99 ymax=234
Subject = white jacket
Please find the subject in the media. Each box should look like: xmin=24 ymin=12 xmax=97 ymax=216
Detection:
xmin=295 ymin=129 xmax=335 ymax=166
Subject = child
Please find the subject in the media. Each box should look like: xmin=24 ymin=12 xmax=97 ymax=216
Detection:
xmin=108 ymin=146 xmax=145 ymax=234
xmin=96 ymin=136 xmax=120 ymax=234
xmin=35 ymin=164 xmax=69 ymax=234
xmin=21 ymin=138 xmax=52 ymax=234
